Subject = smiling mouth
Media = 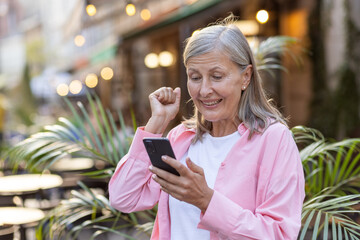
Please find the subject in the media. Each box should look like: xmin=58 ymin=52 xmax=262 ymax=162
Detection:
xmin=201 ymin=99 xmax=222 ymax=106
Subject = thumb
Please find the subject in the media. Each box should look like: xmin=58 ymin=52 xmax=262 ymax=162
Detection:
xmin=174 ymin=87 xmax=181 ymax=106
xmin=186 ymin=157 xmax=204 ymax=175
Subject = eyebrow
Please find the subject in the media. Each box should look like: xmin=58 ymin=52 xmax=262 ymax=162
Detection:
xmin=187 ymin=66 xmax=224 ymax=73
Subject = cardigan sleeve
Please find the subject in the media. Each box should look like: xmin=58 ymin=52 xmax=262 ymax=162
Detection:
xmin=108 ymin=127 xmax=162 ymax=213
xmin=198 ymin=125 xmax=305 ymax=240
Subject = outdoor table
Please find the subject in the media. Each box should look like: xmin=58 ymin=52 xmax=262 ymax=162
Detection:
xmin=0 ymin=224 xmax=17 ymax=240
xmin=0 ymin=207 xmax=45 ymax=240
xmin=49 ymin=157 xmax=94 ymax=172
xmin=0 ymin=174 xmax=63 ymax=196
xmin=0 ymin=173 xmax=63 ymax=209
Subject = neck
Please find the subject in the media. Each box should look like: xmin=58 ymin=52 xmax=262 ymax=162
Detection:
xmin=211 ymin=117 xmax=240 ymax=137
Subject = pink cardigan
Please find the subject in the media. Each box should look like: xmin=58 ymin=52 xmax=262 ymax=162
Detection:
xmin=109 ymin=122 xmax=305 ymax=240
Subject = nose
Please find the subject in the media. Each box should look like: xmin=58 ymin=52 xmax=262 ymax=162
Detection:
xmin=199 ymin=78 xmax=213 ymax=97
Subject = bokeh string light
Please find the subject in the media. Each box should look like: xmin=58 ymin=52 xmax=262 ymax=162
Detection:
xmin=86 ymin=4 xmax=97 ymax=16
xmin=126 ymin=3 xmax=136 ymax=16
xmin=85 ymin=73 xmax=98 ymax=88
xmin=69 ymin=80 xmax=83 ymax=94
xmin=159 ymin=51 xmax=174 ymax=67
xmin=74 ymin=34 xmax=86 ymax=47
xmin=256 ymin=10 xmax=269 ymax=24
xmin=57 ymin=84 xmax=69 ymax=96
xmin=144 ymin=53 xmax=159 ymax=68
xmin=100 ymin=67 xmax=114 ymax=80
xmin=140 ymin=8 xmax=151 ymax=21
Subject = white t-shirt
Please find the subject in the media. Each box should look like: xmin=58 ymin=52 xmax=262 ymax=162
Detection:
xmin=169 ymin=131 xmax=241 ymax=240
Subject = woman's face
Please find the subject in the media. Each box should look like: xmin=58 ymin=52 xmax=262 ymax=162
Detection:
xmin=186 ymin=51 xmax=251 ymax=123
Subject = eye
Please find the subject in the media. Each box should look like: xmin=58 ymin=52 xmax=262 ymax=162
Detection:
xmin=189 ymin=75 xmax=201 ymax=81
xmin=212 ymin=75 xmax=222 ymax=80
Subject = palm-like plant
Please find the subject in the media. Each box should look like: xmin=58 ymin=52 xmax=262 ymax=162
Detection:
xmin=35 ymin=181 xmax=155 ymax=239
xmin=6 ymin=93 xmax=149 ymax=239
xmin=4 ymin=36 xmax=360 ymax=239
xmin=292 ymin=126 xmax=360 ymax=239
xmin=7 ymin=93 xmax=133 ymax=175
xmin=253 ymin=36 xmax=302 ymax=75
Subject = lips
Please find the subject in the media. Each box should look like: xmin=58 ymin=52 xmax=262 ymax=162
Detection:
xmin=201 ymin=99 xmax=222 ymax=106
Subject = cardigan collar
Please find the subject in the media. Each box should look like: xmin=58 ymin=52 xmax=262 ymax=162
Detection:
xmin=183 ymin=122 xmax=249 ymax=136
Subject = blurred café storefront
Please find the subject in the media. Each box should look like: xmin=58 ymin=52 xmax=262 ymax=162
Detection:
xmin=1 ymin=0 xmax=358 ymax=138
xmin=60 ymin=0 xmax=358 ymax=136
xmin=111 ymin=0 xmax=312 ymax=129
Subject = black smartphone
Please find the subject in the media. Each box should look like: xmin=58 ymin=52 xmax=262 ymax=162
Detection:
xmin=143 ymin=137 xmax=180 ymax=176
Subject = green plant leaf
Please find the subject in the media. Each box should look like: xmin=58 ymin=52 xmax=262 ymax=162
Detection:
xmin=107 ymin=109 xmax=124 ymax=159
xmin=64 ymin=97 xmax=96 ymax=149
xmin=94 ymin=94 xmax=118 ymax=163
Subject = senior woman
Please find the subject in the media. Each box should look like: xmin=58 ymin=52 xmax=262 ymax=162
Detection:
xmin=109 ymin=16 xmax=305 ymax=240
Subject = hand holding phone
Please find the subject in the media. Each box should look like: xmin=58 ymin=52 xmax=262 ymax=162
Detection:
xmin=143 ymin=137 xmax=180 ymax=176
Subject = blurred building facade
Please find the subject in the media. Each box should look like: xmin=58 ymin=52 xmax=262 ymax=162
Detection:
xmin=0 ymin=0 xmax=359 ymax=138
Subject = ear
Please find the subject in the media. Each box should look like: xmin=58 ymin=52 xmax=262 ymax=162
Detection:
xmin=242 ymin=65 xmax=252 ymax=88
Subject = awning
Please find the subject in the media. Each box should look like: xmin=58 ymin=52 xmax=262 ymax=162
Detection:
xmin=122 ymin=0 xmax=223 ymax=40
xmin=90 ymin=45 xmax=117 ymax=65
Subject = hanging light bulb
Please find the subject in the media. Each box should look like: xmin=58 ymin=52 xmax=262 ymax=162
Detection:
xmin=74 ymin=34 xmax=86 ymax=47
xmin=256 ymin=10 xmax=269 ymax=24
xmin=126 ymin=3 xmax=136 ymax=16
xmin=86 ymin=4 xmax=97 ymax=16
xmin=140 ymin=8 xmax=151 ymax=21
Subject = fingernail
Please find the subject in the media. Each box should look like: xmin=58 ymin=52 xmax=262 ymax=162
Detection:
xmin=152 ymin=174 xmax=156 ymax=179
xmin=149 ymin=165 xmax=153 ymax=170
xmin=161 ymin=156 xmax=166 ymax=161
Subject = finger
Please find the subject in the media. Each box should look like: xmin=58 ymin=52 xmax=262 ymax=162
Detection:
xmin=148 ymin=94 xmax=160 ymax=110
xmin=151 ymin=173 xmax=170 ymax=187
xmin=151 ymin=173 xmax=180 ymax=193
xmin=186 ymin=158 xmax=204 ymax=175
xmin=150 ymin=93 xmax=160 ymax=104
xmin=162 ymin=156 xmax=189 ymax=176
xmin=157 ymin=87 xmax=173 ymax=104
xmin=161 ymin=186 xmax=184 ymax=202
xmin=149 ymin=165 xmax=168 ymax=176
xmin=168 ymin=87 xmax=176 ymax=103
xmin=158 ymin=88 xmax=166 ymax=102
xmin=167 ymin=87 xmax=175 ymax=103
xmin=163 ymin=87 xmax=175 ymax=104
xmin=158 ymin=184 xmax=183 ymax=201
xmin=152 ymin=174 xmax=184 ymax=198
xmin=149 ymin=92 xmax=157 ymax=101
xmin=157 ymin=88 xmax=166 ymax=101
xmin=149 ymin=165 xmax=179 ymax=183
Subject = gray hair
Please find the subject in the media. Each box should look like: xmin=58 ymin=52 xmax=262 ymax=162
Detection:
xmin=182 ymin=15 xmax=287 ymax=141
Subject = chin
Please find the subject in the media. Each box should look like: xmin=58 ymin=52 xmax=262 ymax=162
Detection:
xmin=200 ymin=112 xmax=237 ymax=124
xmin=201 ymin=115 xmax=221 ymax=122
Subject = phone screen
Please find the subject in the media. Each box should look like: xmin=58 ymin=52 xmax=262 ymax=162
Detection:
xmin=143 ymin=138 xmax=180 ymax=176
